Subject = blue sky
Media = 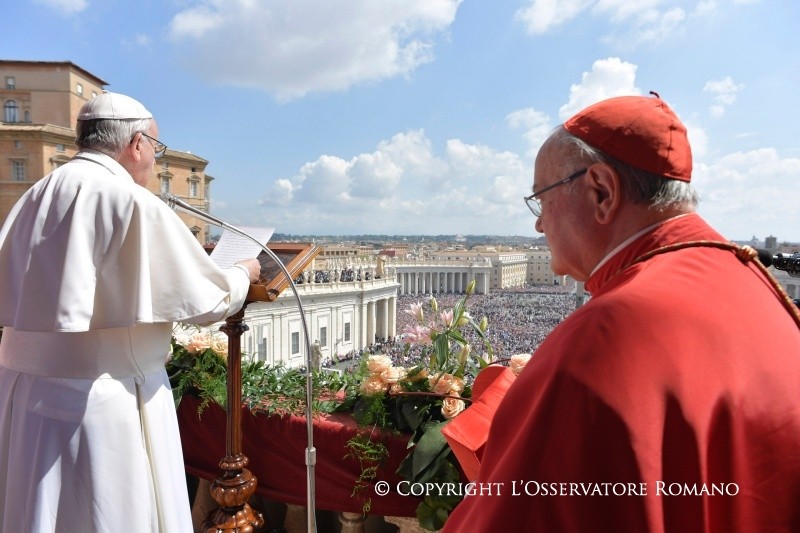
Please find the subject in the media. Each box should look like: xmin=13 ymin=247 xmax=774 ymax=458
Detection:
xmin=4 ymin=0 xmax=800 ymax=240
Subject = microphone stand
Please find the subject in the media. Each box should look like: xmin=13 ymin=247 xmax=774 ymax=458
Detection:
xmin=162 ymin=193 xmax=317 ymax=533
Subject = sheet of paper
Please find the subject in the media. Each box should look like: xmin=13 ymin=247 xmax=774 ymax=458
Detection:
xmin=209 ymin=226 xmax=275 ymax=269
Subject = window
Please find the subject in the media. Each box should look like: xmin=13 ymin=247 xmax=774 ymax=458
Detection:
xmin=91 ymin=91 xmax=97 ymax=99
xmin=11 ymin=161 xmax=25 ymax=181
xmin=56 ymin=144 xmax=65 ymax=152
xmin=162 ymin=161 xmax=169 ymax=170
xmin=160 ymin=177 xmax=170 ymax=194
xmin=291 ymin=332 xmax=300 ymax=355
xmin=5 ymin=77 xmax=14 ymax=90
xmin=76 ymin=83 xmax=83 ymax=96
xmin=4 ymin=100 xmax=19 ymax=122
xmin=319 ymin=326 xmax=327 ymax=347
xmin=189 ymin=180 xmax=198 ymax=198
xmin=344 ymin=322 xmax=351 ymax=342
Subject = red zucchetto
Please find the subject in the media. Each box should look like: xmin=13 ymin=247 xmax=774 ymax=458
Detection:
xmin=563 ymin=92 xmax=692 ymax=182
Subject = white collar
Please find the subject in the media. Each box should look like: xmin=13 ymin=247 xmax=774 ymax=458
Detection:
xmin=72 ymin=150 xmax=133 ymax=182
xmin=589 ymin=213 xmax=693 ymax=277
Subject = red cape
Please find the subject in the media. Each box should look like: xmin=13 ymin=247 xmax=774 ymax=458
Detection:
xmin=444 ymin=214 xmax=800 ymax=532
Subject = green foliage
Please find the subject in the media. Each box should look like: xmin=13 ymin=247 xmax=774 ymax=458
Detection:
xmin=168 ymin=341 xmax=228 ymax=412
xmin=344 ymin=430 xmax=390 ymax=514
xmin=170 ymin=287 xmax=496 ymax=531
xmin=167 ymin=328 xmax=358 ymax=418
xmin=341 ymin=288 xmax=494 ymax=530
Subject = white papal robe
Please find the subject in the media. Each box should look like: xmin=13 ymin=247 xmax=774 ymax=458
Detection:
xmin=0 ymin=151 xmax=251 ymax=532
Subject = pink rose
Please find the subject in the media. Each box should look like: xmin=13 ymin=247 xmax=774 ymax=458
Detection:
xmin=360 ymin=375 xmax=389 ymax=395
xmin=510 ymin=353 xmax=532 ymax=376
xmin=381 ymin=366 xmax=406 ymax=384
xmin=186 ymin=332 xmax=212 ymax=354
xmin=429 ymin=372 xmax=460 ymax=395
xmin=450 ymin=376 xmax=465 ymax=394
xmin=441 ymin=394 xmax=466 ymax=420
xmin=366 ymin=354 xmax=392 ymax=375
xmin=210 ymin=334 xmax=228 ymax=358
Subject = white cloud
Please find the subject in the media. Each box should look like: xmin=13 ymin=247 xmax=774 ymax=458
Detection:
xmin=168 ymin=0 xmax=462 ymax=101
xmin=134 ymin=34 xmax=152 ymax=47
xmin=683 ymin=119 xmax=709 ymax=159
xmin=703 ymin=76 xmax=744 ymax=118
xmin=693 ymin=0 xmax=718 ymax=16
xmin=516 ymin=0 xmax=689 ymax=46
xmin=256 ymin=128 xmax=531 ymax=234
xmin=693 ymin=148 xmax=800 ymax=240
xmin=597 ymin=1 xmax=687 ymax=47
xmin=558 ymin=57 xmax=641 ymax=120
xmin=33 ymin=0 xmax=87 ymax=15
xmin=506 ymin=107 xmax=553 ymax=159
xmin=122 ymin=33 xmax=153 ymax=50
xmin=515 ymin=0 xmax=593 ymax=34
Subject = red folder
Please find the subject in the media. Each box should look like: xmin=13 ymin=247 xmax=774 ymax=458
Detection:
xmin=441 ymin=365 xmax=516 ymax=481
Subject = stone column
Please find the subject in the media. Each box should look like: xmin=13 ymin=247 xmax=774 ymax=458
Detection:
xmin=381 ymin=298 xmax=389 ymax=340
xmin=367 ymin=300 xmax=376 ymax=345
xmin=360 ymin=300 xmax=368 ymax=349
xmin=389 ymin=296 xmax=397 ymax=339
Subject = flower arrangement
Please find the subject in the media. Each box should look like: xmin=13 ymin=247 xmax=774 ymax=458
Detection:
xmin=167 ymin=280 xmax=531 ymax=531
xmin=168 ymin=326 xmax=230 ymax=410
xmin=167 ymin=325 xmax=351 ymax=415
xmin=345 ymin=279 xmax=496 ymax=530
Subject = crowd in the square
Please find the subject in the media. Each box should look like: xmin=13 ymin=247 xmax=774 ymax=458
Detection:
xmin=325 ymin=284 xmax=582 ymax=372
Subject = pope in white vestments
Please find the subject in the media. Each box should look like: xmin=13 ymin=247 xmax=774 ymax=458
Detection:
xmin=0 ymin=92 xmax=260 ymax=532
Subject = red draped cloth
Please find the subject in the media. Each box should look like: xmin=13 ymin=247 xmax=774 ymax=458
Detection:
xmin=177 ymin=395 xmax=420 ymax=517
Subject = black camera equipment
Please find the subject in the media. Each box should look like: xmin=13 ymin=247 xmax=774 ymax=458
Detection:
xmin=754 ymin=250 xmax=800 ymax=307
xmin=772 ymin=252 xmax=800 ymax=278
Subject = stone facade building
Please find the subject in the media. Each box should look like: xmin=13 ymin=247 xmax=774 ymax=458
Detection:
xmin=0 ymin=60 xmax=214 ymax=242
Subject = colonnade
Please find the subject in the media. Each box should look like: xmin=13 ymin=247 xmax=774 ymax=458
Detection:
xmin=360 ymin=295 xmax=397 ymax=345
xmin=395 ymin=270 xmax=489 ymax=295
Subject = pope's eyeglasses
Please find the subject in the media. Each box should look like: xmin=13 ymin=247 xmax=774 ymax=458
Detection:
xmin=138 ymin=132 xmax=167 ymax=158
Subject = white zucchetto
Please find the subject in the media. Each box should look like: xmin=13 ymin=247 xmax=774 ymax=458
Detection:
xmin=77 ymin=90 xmax=153 ymax=121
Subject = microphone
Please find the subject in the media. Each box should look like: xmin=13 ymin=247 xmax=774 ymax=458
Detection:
xmin=755 ymin=248 xmax=773 ymax=267
xmin=161 ymin=192 xmax=318 ymax=530
xmin=161 ymin=193 xmax=228 ymax=229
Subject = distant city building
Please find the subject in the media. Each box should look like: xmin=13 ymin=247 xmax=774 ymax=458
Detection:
xmin=526 ymin=248 xmax=558 ymax=285
xmin=387 ymin=245 xmax=560 ymax=295
xmin=0 ymin=59 xmax=215 ymax=242
xmin=318 ymin=244 xmax=374 ymax=258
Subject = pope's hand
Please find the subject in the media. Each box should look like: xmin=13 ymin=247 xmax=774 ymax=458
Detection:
xmin=235 ymin=258 xmax=261 ymax=283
